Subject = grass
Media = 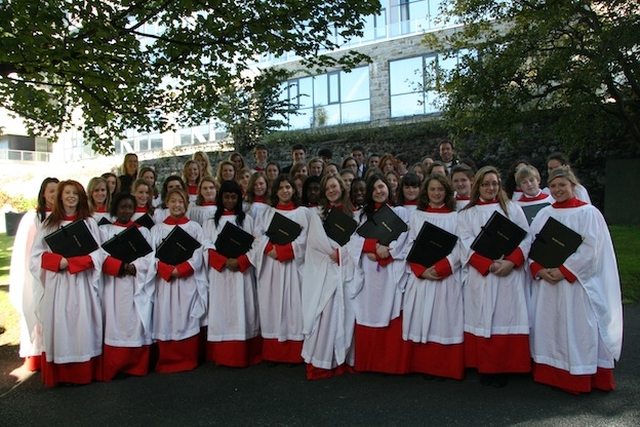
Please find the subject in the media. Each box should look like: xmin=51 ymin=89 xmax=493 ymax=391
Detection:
xmin=0 ymin=226 xmax=638 ymax=347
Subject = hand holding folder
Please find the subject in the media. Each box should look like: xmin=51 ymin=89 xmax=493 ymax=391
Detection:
xmin=265 ymin=212 xmax=303 ymax=245
xmin=102 ymin=226 xmax=153 ymax=263
xmin=44 ymin=219 xmax=99 ymax=258
xmin=407 ymin=222 xmax=458 ymax=268
xmin=214 ymin=222 xmax=254 ymax=258
xmin=155 ymin=225 xmax=201 ymax=265
xmin=470 ymin=211 xmax=527 ymax=260
xmin=356 ymin=204 xmax=408 ymax=246
xmin=323 ymin=208 xmax=357 ymax=246
xmin=529 ymin=217 xmax=583 ymax=268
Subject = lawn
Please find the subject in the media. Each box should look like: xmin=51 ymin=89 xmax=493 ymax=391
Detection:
xmin=0 ymin=226 xmax=638 ymax=346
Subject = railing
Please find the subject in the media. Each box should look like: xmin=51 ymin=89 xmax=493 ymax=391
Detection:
xmin=0 ymin=149 xmax=50 ymax=162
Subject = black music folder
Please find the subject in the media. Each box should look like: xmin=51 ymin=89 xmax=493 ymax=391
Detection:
xmin=529 ymin=217 xmax=583 ymax=268
xmin=323 ymin=208 xmax=357 ymax=246
xmin=97 ymin=217 xmax=112 ymax=226
xmin=521 ymin=203 xmax=550 ymax=225
xmin=155 ymin=225 xmax=201 ymax=265
xmin=44 ymin=218 xmax=99 ymax=258
xmin=265 ymin=212 xmax=303 ymax=245
xmin=356 ymin=204 xmax=408 ymax=246
xmin=214 ymin=222 xmax=254 ymax=259
xmin=470 ymin=210 xmax=527 ymax=260
xmin=407 ymin=221 xmax=458 ymax=268
xmin=102 ymin=226 xmax=153 ymax=263
xmin=134 ymin=213 xmax=155 ymax=229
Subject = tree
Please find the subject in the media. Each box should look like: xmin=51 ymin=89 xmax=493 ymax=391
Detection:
xmin=0 ymin=0 xmax=380 ymax=154
xmin=424 ymin=0 xmax=640 ymax=154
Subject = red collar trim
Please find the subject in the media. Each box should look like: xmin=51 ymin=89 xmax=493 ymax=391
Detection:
xmin=202 ymin=201 xmax=216 ymax=206
xmin=164 ymin=215 xmax=189 ymax=225
xmin=222 ymin=210 xmax=235 ymax=216
xmin=95 ymin=206 xmax=107 ymax=213
xmin=187 ymin=184 xmax=198 ymax=195
xmin=276 ymin=202 xmax=296 ymax=211
xmin=402 ymin=200 xmax=417 ymax=206
xmin=328 ymin=204 xmax=343 ymax=211
xmin=113 ymin=220 xmax=138 ymax=228
xmin=426 ymin=205 xmax=451 ymax=213
xmin=374 ymin=202 xmax=391 ymax=210
xmin=553 ymin=197 xmax=587 ymax=208
xmin=253 ymin=196 xmax=267 ymax=203
xmin=253 ymin=166 xmax=266 ymax=172
xmin=455 ymin=195 xmax=470 ymax=201
xmin=135 ymin=206 xmax=148 ymax=213
xmin=63 ymin=214 xmax=78 ymax=221
xmin=518 ymin=192 xmax=547 ymax=202
xmin=477 ymin=198 xmax=499 ymax=205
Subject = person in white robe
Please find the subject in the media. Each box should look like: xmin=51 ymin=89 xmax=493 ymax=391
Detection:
xmin=9 ymin=177 xmax=58 ymax=371
xmin=451 ymin=164 xmax=474 ymax=212
xmin=528 ymin=167 xmax=622 ymax=394
xmin=458 ymin=166 xmax=532 ymax=388
xmin=29 ymin=180 xmax=104 ymax=387
xmin=202 ymin=180 xmax=261 ymax=367
xmin=403 ymin=174 xmax=464 ymax=380
xmin=243 ymin=172 xmax=270 ymax=220
xmin=187 ymin=176 xmax=218 ymax=226
xmin=150 ymin=188 xmax=208 ymax=373
xmin=87 ymin=176 xmax=112 ymax=224
xmin=251 ymin=175 xmax=309 ymax=364
xmin=302 ymin=174 xmax=358 ymax=379
xmin=100 ymin=193 xmax=155 ymax=380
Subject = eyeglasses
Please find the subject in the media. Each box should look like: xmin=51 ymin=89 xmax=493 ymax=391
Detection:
xmin=480 ymin=182 xmax=500 ymax=188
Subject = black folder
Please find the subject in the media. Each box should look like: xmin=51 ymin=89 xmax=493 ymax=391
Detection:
xmin=102 ymin=226 xmax=153 ymax=263
xmin=521 ymin=203 xmax=550 ymax=225
xmin=470 ymin=210 xmax=527 ymax=260
xmin=214 ymin=222 xmax=254 ymax=259
xmin=134 ymin=213 xmax=155 ymax=229
xmin=323 ymin=208 xmax=357 ymax=246
xmin=407 ymin=221 xmax=458 ymax=268
xmin=44 ymin=218 xmax=99 ymax=258
xmin=97 ymin=217 xmax=112 ymax=226
xmin=265 ymin=212 xmax=303 ymax=245
xmin=529 ymin=217 xmax=583 ymax=268
xmin=356 ymin=204 xmax=408 ymax=246
xmin=155 ymin=225 xmax=201 ymax=265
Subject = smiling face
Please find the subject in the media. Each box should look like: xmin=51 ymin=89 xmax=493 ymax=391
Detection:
xmin=231 ymin=154 xmax=244 ymax=171
xmin=105 ymin=176 xmax=117 ymax=194
xmin=277 ymin=180 xmax=294 ymax=204
xmin=44 ymin=182 xmax=58 ymax=208
xmin=351 ymin=181 xmax=366 ymax=206
xmin=305 ymin=181 xmax=321 ymax=205
xmin=61 ymin=185 xmax=79 ymax=213
xmin=324 ymin=177 xmax=343 ymax=205
xmin=309 ymin=161 xmax=323 ymax=177
xmin=222 ymin=192 xmax=239 ymax=211
xmin=292 ymin=149 xmax=306 ymax=163
xmin=238 ymin=171 xmax=251 ymax=190
xmin=221 ymin=164 xmax=236 ymax=181
xmin=141 ymin=171 xmax=156 ymax=186
xmin=386 ymin=173 xmax=398 ymax=193
xmin=194 ymin=154 xmax=207 ymax=173
xmin=427 ymin=179 xmax=446 ymax=206
xmin=167 ymin=192 xmax=186 ymax=218
xmin=266 ymin=164 xmax=279 ymax=182
xmin=116 ymin=197 xmax=135 ymax=224
xmin=402 ymin=184 xmax=420 ymax=202
xmin=200 ymin=180 xmax=217 ymax=202
xmin=344 ymin=159 xmax=358 ymax=173
xmin=186 ymin=162 xmax=200 ymax=184
xmin=439 ymin=142 xmax=454 ymax=163
xmin=125 ymin=155 xmax=139 ymax=175
xmin=452 ymin=172 xmax=471 ymax=198
xmin=368 ymin=156 xmax=379 ymax=169
xmin=479 ymin=172 xmax=500 ymax=201
xmin=133 ymin=183 xmax=149 ymax=207
xmin=255 ymin=149 xmax=268 ymax=164
xmin=92 ymin=182 xmax=108 ymax=206
xmin=548 ymin=177 xmax=575 ymax=203
xmin=371 ymin=179 xmax=389 ymax=204
xmin=253 ymin=176 xmax=267 ymax=197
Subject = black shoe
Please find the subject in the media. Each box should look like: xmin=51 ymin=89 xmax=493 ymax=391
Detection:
xmin=479 ymin=373 xmax=494 ymax=386
xmin=492 ymin=374 xmax=509 ymax=388
xmin=265 ymin=361 xmax=279 ymax=367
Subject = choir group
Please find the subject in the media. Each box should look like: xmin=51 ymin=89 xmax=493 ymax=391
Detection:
xmin=9 ymin=145 xmax=623 ymax=395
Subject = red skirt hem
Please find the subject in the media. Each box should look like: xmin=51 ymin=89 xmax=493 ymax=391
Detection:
xmin=407 ymin=341 xmax=464 ymax=380
xmin=155 ymin=335 xmax=200 ymax=374
xmin=41 ymin=353 xmax=103 ymax=387
xmin=533 ymin=362 xmax=615 ymax=394
xmin=354 ymin=316 xmax=411 ymax=374
xmin=206 ymin=336 xmax=263 ymax=367
xmin=261 ymin=338 xmax=304 ymax=364
xmin=464 ymin=332 xmax=531 ymax=373
xmin=306 ymin=363 xmax=354 ymax=380
xmin=102 ymin=344 xmax=151 ymax=381
xmin=24 ymin=355 xmax=42 ymax=372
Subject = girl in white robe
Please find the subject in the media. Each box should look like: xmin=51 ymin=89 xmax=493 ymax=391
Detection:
xmin=131 ymin=179 xmax=156 ymax=229
xmin=302 ymin=174 xmax=357 ymax=379
xmin=100 ymin=193 xmax=155 ymax=380
xmin=29 ymin=180 xmax=104 ymax=386
xmin=451 ymin=164 xmax=473 ymax=212
xmin=87 ymin=176 xmax=111 ymax=224
xmin=397 ymin=172 xmax=420 ymax=215
xmin=150 ymin=189 xmax=208 ymax=373
xmin=188 ymin=176 xmax=218 ymax=226
xmin=9 ymin=177 xmax=58 ymax=371
xmin=252 ymin=175 xmax=309 ymax=364
xmin=528 ymin=167 xmax=622 ymax=394
xmin=458 ymin=166 xmax=532 ymax=387
xmin=403 ymin=174 xmax=464 ymax=380
xmin=203 ymin=180 xmax=261 ymax=367
xmin=243 ymin=172 xmax=270 ymax=221
xmin=351 ymin=173 xmax=410 ymax=375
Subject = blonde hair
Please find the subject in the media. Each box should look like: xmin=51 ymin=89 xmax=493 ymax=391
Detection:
xmin=547 ymin=166 xmax=580 ymax=187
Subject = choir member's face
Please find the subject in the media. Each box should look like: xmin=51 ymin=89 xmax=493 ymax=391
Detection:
xmin=125 ymin=155 xmax=138 ymax=175
xmin=195 ymin=154 xmax=207 ymax=173
xmin=351 ymin=181 xmax=366 ymax=206
xmin=479 ymin=173 xmax=500 ymax=201
xmin=200 ymin=181 xmax=217 ymax=202
xmin=371 ymin=179 xmax=389 ymax=204
xmin=295 ymin=166 xmax=309 ymax=180
xmin=310 ymin=161 xmax=323 ymax=177
xmin=277 ymin=181 xmax=294 ymax=204
xmin=253 ymin=177 xmax=267 ymax=197
xmin=44 ymin=182 xmax=58 ymax=208
xmin=519 ymin=176 xmax=540 ymax=197
xmin=306 ymin=181 xmax=321 ymax=205
xmin=292 ymin=149 xmax=306 ymax=163
xmin=548 ymin=177 xmax=574 ymax=203
xmin=255 ymin=149 xmax=268 ymax=164
xmin=324 ymin=178 xmax=342 ymax=205
xmin=382 ymin=159 xmax=394 ymax=174
xmin=238 ymin=171 xmax=251 ymax=190
xmin=167 ymin=193 xmax=186 ymax=218
xmin=368 ymin=156 xmax=379 ymax=169
xmin=92 ymin=182 xmax=108 ymax=206
xmin=266 ymin=165 xmax=279 ymax=182
xmin=452 ymin=172 xmax=471 ymax=198
xmin=340 ymin=173 xmax=354 ymax=192
xmin=324 ymin=164 xmax=339 ymax=175
xmin=221 ymin=164 xmax=235 ymax=181
xmin=386 ymin=173 xmax=398 ymax=193
xmin=186 ymin=163 xmax=200 ymax=184
xmin=105 ymin=176 xmax=117 ymax=194
xmin=231 ymin=155 xmax=243 ymax=171
xmin=222 ymin=192 xmax=239 ymax=211
xmin=61 ymin=185 xmax=79 ymax=212
xmin=431 ymin=165 xmax=447 ymax=176
xmin=427 ymin=179 xmax=446 ymax=206
xmin=344 ymin=159 xmax=358 ymax=173
xmin=134 ymin=184 xmax=149 ymax=207
xmin=412 ymin=166 xmax=425 ymax=182
xmin=166 ymin=180 xmax=183 ymax=192
xmin=402 ymin=184 xmax=420 ymax=202
xmin=116 ymin=198 xmax=135 ymax=224
xmin=141 ymin=171 xmax=155 ymax=186
xmin=547 ymin=159 xmax=564 ymax=176
xmin=422 ymin=157 xmax=434 ymax=168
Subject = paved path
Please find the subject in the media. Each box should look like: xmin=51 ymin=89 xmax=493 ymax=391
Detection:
xmin=1 ymin=305 xmax=638 ymax=426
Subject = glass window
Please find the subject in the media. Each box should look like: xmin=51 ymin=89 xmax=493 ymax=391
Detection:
xmin=341 ymin=67 xmax=369 ymax=102
xmin=390 ymin=57 xmax=423 ymax=95
xmin=328 ymin=72 xmax=340 ymax=104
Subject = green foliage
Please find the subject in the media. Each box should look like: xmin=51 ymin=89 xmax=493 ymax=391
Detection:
xmin=0 ymin=189 xmax=36 ymax=212
xmin=425 ymin=0 xmax=640 ymax=153
xmin=0 ymin=0 xmax=381 ymax=154
xmin=609 ymin=226 xmax=640 ymax=304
